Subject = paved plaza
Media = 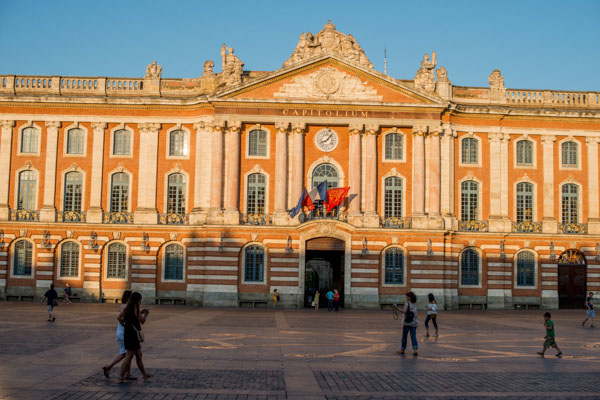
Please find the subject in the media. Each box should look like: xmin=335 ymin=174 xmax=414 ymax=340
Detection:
xmin=0 ymin=302 xmax=599 ymax=399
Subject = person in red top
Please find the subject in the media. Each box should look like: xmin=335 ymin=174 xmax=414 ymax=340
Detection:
xmin=333 ymin=289 xmax=340 ymax=312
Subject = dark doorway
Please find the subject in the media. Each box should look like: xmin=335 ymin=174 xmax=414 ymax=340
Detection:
xmin=557 ymin=249 xmax=587 ymax=309
xmin=304 ymin=237 xmax=345 ymax=308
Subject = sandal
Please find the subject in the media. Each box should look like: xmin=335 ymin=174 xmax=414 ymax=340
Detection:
xmin=143 ymin=374 xmax=153 ymax=380
xmin=119 ymin=379 xmax=133 ymax=384
xmin=126 ymin=376 xmax=137 ymax=380
xmin=413 ymin=352 xmax=418 ymax=356
xmin=395 ymin=350 xmax=405 ymax=355
xmin=102 ymin=367 xmax=110 ymax=378
xmin=537 ymin=352 xmax=544 ymax=357
xmin=556 ymin=352 xmax=563 ymax=358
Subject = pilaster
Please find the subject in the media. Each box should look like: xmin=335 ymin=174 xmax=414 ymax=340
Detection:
xmin=586 ymin=137 xmax=600 ymax=233
xmin=0 ymin=120 xmax=15 ymax=220
xmin=440 ymin=126 xmax=457 ymax=230
xmin=541 ymin=135 xmax=557 ymax=233
xmin=347 ymin=123 xmax=363 ymax=226
xmin=272 ymin=122 xmax=290 ymax=225
xmin=290 ymin=123 xmax=306 ymax=224
xmin=189 ymin=121 xmax=212 ymax=225
xmin=223 ymin=120 xmax=241 ymax=225
xmin=363 ymin=124 xmax=379 ymax=227
xmin=488 ymin=132 xmax=511 ymax=232
xmin=208 ymin=120 xmax=226 ymax=224
xmin=426 ymin=126 xmax=444 ymax=229
xmin=40 ymin=121 xmax=61 ymax=222
xmin=134 ymin=122 xmax=161 ymax=224
xmin=87 ymin=122 xmax=107 ymax=223
xmin=411 ymin=126 xmax=427 ymax=229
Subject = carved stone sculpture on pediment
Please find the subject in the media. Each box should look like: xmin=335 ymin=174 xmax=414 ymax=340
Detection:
xmin=274 ymin=66 xmax=382 ymax=101
xmin=203 ymin=60 xmax=215 ymax=77
xmin=488 ymin=69 xmax=504 ymax=88
xmin=221 ymin=44 xmax=244 ymax=86
xmin=414 ymin=52 xmax=437 ymax=92
xmin=283 ymin=20 xmax=374 ymax=69
xmin=145 ymin=61 xmax=162 ymax=80
xmin=436 ymin=66 xmax=450 ymax=84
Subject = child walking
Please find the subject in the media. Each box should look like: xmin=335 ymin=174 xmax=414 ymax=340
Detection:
xmin=582 ymin=292 xmax=595 ymax=328
xmin=537 ymin=312 xmax=562 ymax=358
xmin=424 ymin=293 xmax=438 ymax=337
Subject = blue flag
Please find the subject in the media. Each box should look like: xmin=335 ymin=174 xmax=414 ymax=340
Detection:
xmin=289 ymin=188 xmax=308 ymax=218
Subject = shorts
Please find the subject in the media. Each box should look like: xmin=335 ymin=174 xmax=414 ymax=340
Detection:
xmin=117 ymin=331 xmax=126 ymax=355
xmin=543 ymin=336 xmax=557 ymax=349
xmin=587 ymin=309 xmax=595 ymax=319
xmin=47 ymin=305 xmax=54 ymax=312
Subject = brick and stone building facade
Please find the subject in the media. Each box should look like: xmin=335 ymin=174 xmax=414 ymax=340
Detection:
xmin=1 ymin=21 xmax=599 ymax=309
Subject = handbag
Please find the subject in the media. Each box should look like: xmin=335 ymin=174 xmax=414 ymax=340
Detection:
xmin=133 ymin=325 xmax=144 ymax=343
xmin=404 ymin=302 xmax=414 ymax=323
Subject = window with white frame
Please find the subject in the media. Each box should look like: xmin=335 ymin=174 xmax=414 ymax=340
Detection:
xmin=561 ymin=141 xmax=578 ymax=167
xmin=247 ymin=173 xmax=266 ymax=215
xmin=110 ymin=173 xmax=129 ymax=212
xmin=107 ymin=243 xmax=127 ymax=279
xmin=66 ymin=128 xmax=85 ymax=155
xmin=312 ymin=163 xmax=338 ymax=189
xmin=169 ymin=130 xmax=188 ymax=157
xmin=167 ymin=173 xmax=186 ymax=214
xmin=516 ymin=182 xmax=534 ymax=223
xmin=516 ymin=251 xmax=535 ymax=287
xmin=164 ymin=243 xmax=184 ymax=280
xmin=461 ymin=137 xmax=478 ymax=164
xmin=384 ymin=176 xmax=402 ymax=218
xmin=384 ymin=247 xmax=404 ymax=284
xmin=20 ymin=127 xmax=39 ymax=153
xmin=384 ymin=133 xmax=403 ymax=160
xmin=60 ymin=242 xmax=79 ymax=278
xmin=460 ymin=180 xmax=479 ymax=221
xmin=113 ymin=129 xmax=131 ymax=155
xmin=17 ymin=171 xmax=37 ymax=210
xmin=244 ymin=245 xmax=264 ymax=283
xmin=13 ymin=240 xmax=33 ymax=276
xmin=516 ymin=140 xmax=533 ymax=166
xmin=460 ymin=249 xmax=479 ymax=285
xmin=64 ymin=172 xmax=83 ymax=212
xmin=248 ymin=129 xmax=267 ymax=157
xmin=561 ymin=183 xmax=579 ymax=223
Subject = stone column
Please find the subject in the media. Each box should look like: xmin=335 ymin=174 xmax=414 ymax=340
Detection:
xmin=189 ymin=121 xmax=212 ymax=225
xmin=500 ymin=134 xmax=511 ymax=220
xmin=208 ymin=120 xmax=226 ymax=224
xmin=440 ymin=126 xmax=456 ymax=230
xmin=428 ymin=128 xmax=441 ymax=216
xmin=40 ymin=121 xmax=61 ymax=222
xmin=587 ymin=137 xmax=600 ymax=233
xmin=347 ymin=123 xmax=363 ymax=226
xmin=363 ymin=124 xmax=379 ymax=227
xmin=272 ymin=122 xmax=289 ymax=225
xmin=223 ymin=120 xmax=241 ymax=225
xmin=541 ymin=135 xmax=557 ymax=233
xmin=134 ymin=123 xmax=161 ymax=224
xmin=86 ymin=122 xmax=107 ymax=223
xmin=290 ymin=122 xmax=306 ymax=222
xmin=412 ymin=126 xmax=426 ymax=216
xmin=0 ymin=120 xmax=15 ymax=220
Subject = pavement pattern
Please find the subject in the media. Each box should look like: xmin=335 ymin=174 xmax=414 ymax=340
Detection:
xmin=0 ymin=302 xmax=599 ymax=399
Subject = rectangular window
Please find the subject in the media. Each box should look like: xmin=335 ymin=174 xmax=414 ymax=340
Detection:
xmin=18 ymin=172 xmax=37 ymax=210
xmin=248 ymin=130 xmax=267 ymax=157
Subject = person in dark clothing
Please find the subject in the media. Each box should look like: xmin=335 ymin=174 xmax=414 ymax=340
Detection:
xmin=117 ymin=292 xmax=151 ymax=383
xmin=333 ymin=289 xmax=340 ymax=311
xmin=42 ymin=284 xmax=58 ymax=322
xmin=63 ymin=283 xmax=72 ymax=304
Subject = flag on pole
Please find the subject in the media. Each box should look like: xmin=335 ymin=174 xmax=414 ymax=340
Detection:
xmin=326 ymin=187 xmax=350 ymax=213
xmin=289 ymin=188 xmax=308 ymax=218
xmin=307 ymin=181 xmax=328 ymax=203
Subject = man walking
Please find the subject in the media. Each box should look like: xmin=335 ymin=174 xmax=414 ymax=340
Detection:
xmin=326 ymin=289 xmax=334 ymax=312
xmin=42 ymin=284 xmax=58 ymax=322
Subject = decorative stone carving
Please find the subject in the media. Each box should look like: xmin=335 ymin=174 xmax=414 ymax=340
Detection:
xmin=436 ymin=66 xmax=449 ymax=83
xmin=317 ymin=222 xmax=336 ymax=236
xmin=170 ymin=233 xmax=177 ymax=241
xmin=488 ymin=69 xmax=504 ymax=88
xmin=348 ymin=123 xmax=363 ymax=135
xmin=138 ymin=123 xmax=161 ymax=134
xmin=221 ymin=44 xmax=244 ymax=86
xmin=274 ymin=66 xmax=382 ymax=101
xmin=283 ymin=20 xmax=373 ymax=69
xmin=45 ymin=121 xmax=61 ymax=129
xmin=291 ymin=122 xmax=306 ymax=134
xmin=275 ymin=122 xmax=289 ymax=133
xmin=145 ymin=61 xmax=162 ymax=80
xmin=227 ymin=120 xmax=242 ymax=133
xmin=67 ymin=230 xmax=74 ymax=239
xmin=113 ymin=232 xmax=121 ymax=240
xmin=414 ymin=52 xmax=437 ymax=92
xmin=20 ymin=229 xmax=27 ymax=237
xmin=203 ymin=60 xmax=215 ymax=76
xmin=1 ymin=120 xmax=15 ymax=129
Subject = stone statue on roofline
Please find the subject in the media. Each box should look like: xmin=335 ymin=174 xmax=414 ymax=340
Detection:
xmin=221 ymin=44 xmax=244 ymax=86
xmin=414 ymin=52 xmax=437 ymax=92
xmin=145 ymin=61 xmax=162 ymax=80
xmin=203 ymin=60 xmax=215 ymax=77
xmin=488 ymin=69 xmax=504 ymax=88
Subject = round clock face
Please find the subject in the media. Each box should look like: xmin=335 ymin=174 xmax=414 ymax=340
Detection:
xmin=315 ymin=129 xmax=339 ymax=152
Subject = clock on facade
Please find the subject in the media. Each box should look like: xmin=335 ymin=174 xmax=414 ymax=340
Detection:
xmin=315 ymin=128 xmax=339 ymax=152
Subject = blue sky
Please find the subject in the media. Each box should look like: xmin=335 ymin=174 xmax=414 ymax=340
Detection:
xmin=1 ymin=0 xmax=598 ymax=91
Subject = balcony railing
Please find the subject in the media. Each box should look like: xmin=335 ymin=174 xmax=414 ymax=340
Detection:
xmin=458 ymin=220 xmax=489 ymax=232
xmin=57 ymin=210 xmax=86 ymax=223
xmin=103 ymin=212 xmax=133 ymax=224
xmin=559 ymin=222 xmax=587 ymax=235
xmin=381 ymin=217 xmax=412 ymax=229
xmin=299 ymin=204 xmax=347 ymax=223
xmin=10 ymin=209 xmax=39 ymax=221
xmin=512 ymin=221 xmax=542 ymax=233
xmin=241 ymin=214 xmax=271 ymax=226
xmin=159 ymin=213 xmax=188 ymax=225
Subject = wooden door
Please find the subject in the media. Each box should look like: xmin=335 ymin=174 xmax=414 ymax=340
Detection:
xmin=558 ymin=265 xmax=586 ymax=308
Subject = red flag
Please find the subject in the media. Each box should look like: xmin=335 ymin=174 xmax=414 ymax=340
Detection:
xmin=326 ymin=187 xmax=350 ymax=213
xmin=302 ymin=191 xmax=314 ymax=211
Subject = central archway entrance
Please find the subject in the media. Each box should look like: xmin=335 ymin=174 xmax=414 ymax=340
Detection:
xmin=304 ymin=237 xmax=345 ymax=308
xmin=557 ymin=249 xmax=587 ymax=309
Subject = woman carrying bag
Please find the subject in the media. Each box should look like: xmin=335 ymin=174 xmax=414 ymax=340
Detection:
xmin=396 ymin=291 xmax=419 ymax=356
xmin=118 ymin=292 xmax=152 ymax=383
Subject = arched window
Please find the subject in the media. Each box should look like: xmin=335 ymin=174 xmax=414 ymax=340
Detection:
xmin=461 ymin=249 xmax=479 ymax=286
xmin=21 ymin=127 xmax=39 ymax=153
xmin=60 ymin=242 xmax=79 ymax=278
xmin=247 ymin=173 xmax=266 ymax=215
xmin=384 ymin=176 xmax=402 ymax=218
xmin=516 ymin=140 xmax=533 ymax=166
xmin=13 ymin=240 xmax=33 ymax=276
xmin=312 ymin=163 xmax=338 ymax=190
xmin=18 ymin=171 xmax=37 ymax=210
xmin=169 ymin=130 xmax=188 ymax=157
xmin=384 ymin=133 xmax=403 ymax=160
xmin=248 ymin=129 xmax=268 ymax=157
xmin=244 ymin=245 xmax=264 ymax=283
xmin=461 ymin=137 xmax=478 ymax=164
xmin=561 ymin=141 xmax=578 ymax=167
xmin=384 ymin=247 xmax=404 ymax=284
xmin=64 ymin=172 xmax=83 ymax=212
xmin=66 ymin=128 xmax=85 ymax=154
xmin=107 ymin=243 xmax=127 ymax=279
xmin=516 ymin=251 xmax=535 ymax=287
xmin=516 ymin=182 xmax=534 ymax=223
xmin=113 ymin=129 xmax=131 ymax=155
xmin=561 ymin=184 xmax=579 ymax=223
xmin=164 ymin=243 xmax=184 ymax=280
xmin=167 ymin=173 xmax=186 ymax=214
xmin=110 ymin=173 xmax=129 ymax=212
xmin=460 ymin=180 xmax=479 ymax=221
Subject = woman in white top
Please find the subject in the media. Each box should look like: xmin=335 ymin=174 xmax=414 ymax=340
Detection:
xmin=396 ymin=291 xmax=419 ymax=356
xmin=424 ymin=293 xmax=438 ymax=337
xmin=103 ymin=290 xmax=132 ymax=378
